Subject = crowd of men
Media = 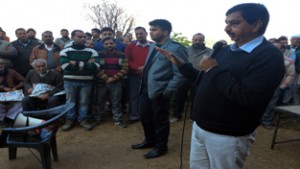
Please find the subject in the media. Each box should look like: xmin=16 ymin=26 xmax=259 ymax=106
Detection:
xmin=1 ymin=3 xmax=300 ymax=165
xmin=1 ymin=22 xmax=300 ymax=131
xmin=0 ymin=26 xmax=142 ymax=130
xmin=0 ymin=21 xmax=179 ymax=159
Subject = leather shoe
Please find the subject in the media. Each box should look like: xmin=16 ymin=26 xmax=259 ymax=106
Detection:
xmin=261 ymin=124 xmax=274 ymax=130
xmin=131 ymin=141 xmax=154 ymax=149
xmin=126 ymin=119 xmax=139 ymax=124
xmin=144 ymin=148 xmax=168 ymax=159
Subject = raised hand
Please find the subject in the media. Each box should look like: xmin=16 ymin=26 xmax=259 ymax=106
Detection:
xmin=155 ymin=46 xmax=185 ymax=66
xmin=199 ymin=56 xmax=218 ymax=72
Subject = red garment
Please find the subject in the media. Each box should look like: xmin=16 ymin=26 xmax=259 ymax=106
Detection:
xmin=125 ymin=41 xmax=151 ymax=76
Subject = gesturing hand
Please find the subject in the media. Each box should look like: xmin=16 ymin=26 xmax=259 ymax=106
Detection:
xmin=199 ymin=56 xmax=218 ymax=72
xmin=155 ymin=47 xmax=185 ymax=66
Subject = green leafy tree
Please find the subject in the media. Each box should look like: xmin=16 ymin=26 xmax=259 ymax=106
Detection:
xmin=171 ymin=32 xmax=192 ymax=47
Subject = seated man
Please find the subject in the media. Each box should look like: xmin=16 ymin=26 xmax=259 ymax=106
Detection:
xmin=22 ymin=59 xmax=65 ymax=110
xmin=0 ymin=58 xmax=24 ymax=126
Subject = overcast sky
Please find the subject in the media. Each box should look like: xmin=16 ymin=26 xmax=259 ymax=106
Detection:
xmin=1 ymin=0 xmax=299 ymax=41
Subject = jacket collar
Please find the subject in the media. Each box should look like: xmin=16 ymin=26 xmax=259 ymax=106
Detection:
xmin=38 ymin=43 xmax=61 ymax=51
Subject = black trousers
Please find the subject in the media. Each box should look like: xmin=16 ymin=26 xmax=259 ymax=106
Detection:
xmin=139 ymin=91 xmax=170 ymax=149
xmin=22 ymin=95 xmax=65 ymax=111
xmin=173 ymin=80 xmax=196 ymax=119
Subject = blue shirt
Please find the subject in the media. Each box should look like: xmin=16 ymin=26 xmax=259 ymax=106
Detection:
xmin=230 ymin=36 xmax=264 ymax=53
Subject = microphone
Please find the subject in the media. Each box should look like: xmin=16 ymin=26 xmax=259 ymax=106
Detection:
xmin=210 ymin=41 xmax=225 ymax=58
xmin=193 ymin=41 xmax=224 ymax=84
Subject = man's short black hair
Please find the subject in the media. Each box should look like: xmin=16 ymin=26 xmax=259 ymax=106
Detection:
xmin=91 ymin=28 xmax=101 ymax=34
xmin=102 ymin=37 xmax=115 ymax=43
xmin=15 ymin=28 xmax=26 ymax=34
xmin=42 ymin=31 xmax=53 ymax=36
xmin=149 ymin=19 xmax=172 ymax=35
xmin=226 ymin=3 xmax=269 ymax=35
xmin=60 ymin=29 xmax=68 ymax=32
xmin=134 ymin=26 xmax=147 ymax=32
xmin=71 ymin=30 xmax=84 ymax=37
xmin=278 ymin=36 xmax=288 ymax=41
xmin=85 ymin=32 xmax=92 ymax=37
xmin=101 ymin=27 xmax=114 ymax=34
xmin=27 ymin=28 xmax=36 ymax=33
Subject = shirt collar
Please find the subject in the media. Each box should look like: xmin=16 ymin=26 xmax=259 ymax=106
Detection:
xmin=18 ymin=39 xmax=30 ymax=47
xmin=229 ymin=36 xmax=264 ymax=53
xmin=136 ymin=40 xmax=151 ymax=47
xmin=44 ymin=44 xmax=54 ymax=51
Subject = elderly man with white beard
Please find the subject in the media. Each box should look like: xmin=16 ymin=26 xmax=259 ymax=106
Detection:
xmin=22 ymin=59 xmax=65 ymax=111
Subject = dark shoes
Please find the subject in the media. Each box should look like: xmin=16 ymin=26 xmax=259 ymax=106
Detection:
xmin=131 ymin=141 xmax=154 ymax=149
xmin=80 ymin=120 xmax=93 ymax=131
xmin=114 ymin=121 xmax=127 ymax=128
xmin=143 ymin=148 xmax=168 ymax=159
xmin=62 ymin=120 xmax=74 ymax=131
xmin=126 ymin=119 xmax=139 ymax=124
xmin=261 ymin=124 xmax=274 ymax=130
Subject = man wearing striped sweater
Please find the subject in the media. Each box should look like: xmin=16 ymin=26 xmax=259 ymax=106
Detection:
xmin=93 ymin=37 xmax=128 ymax=128
xmin=60 ymin=30 xmax=100 ymax=131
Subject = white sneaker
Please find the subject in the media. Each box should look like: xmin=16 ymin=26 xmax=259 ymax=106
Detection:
xmin=169 ymin=117 xmax=179 ymax=123
xmin=114 ymin=121 xmax=127 ymax=128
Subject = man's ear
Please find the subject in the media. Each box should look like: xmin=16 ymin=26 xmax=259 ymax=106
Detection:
xmin=252 ymin=20 xmax=263 ymax=33
xmin=163 ymin=30 xmax=169 ymax=37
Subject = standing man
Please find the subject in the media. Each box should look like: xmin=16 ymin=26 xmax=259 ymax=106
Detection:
xmin=261 ymin=40 xmax=295 ymax=129
xmin=55 ymin=29 xmax=71 ymax=49
xmin=125 ymin=26 xmax=152 ymax=124
xmin=85 ymin=39 xmax=95 ymax=49
xmin=94 ymin=27 xmax=125 ymax=52
xmin=11 ymin=28 xmax=41 ymax=77
xmin=170 ymin=33 xmax=212 ymax=123
xmin=91 ymin=28 xmax=102 ymax=44
xmin=0 ymin=39 xmax=17 ymax=67
xmin=93 ymin=37 xmax=128 ymax=127
xmin=95 ymin=27 xmax=127 ymax=112
xmin=157 ymin=3 xmax=285 ymax=168
xmin=287 ymin=35 xmax=300 ymax=51
xmin=131 ymin=19 xmax=188 ymax=158
xmin=30 ymin=31 xmax=62 ymax=73
xmin=60 ymin=30 xmax=100 ymax=131
xmin=27 ymin=28 xmax=41 ymax=43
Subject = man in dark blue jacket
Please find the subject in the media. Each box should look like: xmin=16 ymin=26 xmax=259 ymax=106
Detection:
xmin=157 ymin=3 xmax=285 ymax=169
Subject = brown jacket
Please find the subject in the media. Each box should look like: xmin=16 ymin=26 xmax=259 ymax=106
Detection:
xmin=29 ymin=43 xmax=62 ymax=72
xmin=0 ymin=68 xmax=24 ymax=91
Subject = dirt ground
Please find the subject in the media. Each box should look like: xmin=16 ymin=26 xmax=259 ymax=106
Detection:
xmin=1 ymin=112 xmax=300 ymax=169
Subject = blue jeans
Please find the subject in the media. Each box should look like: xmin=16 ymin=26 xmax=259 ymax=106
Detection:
xmin=64 ymin=80 xmax=93 ymax=121
xmin=127 ymin=75 xmax=141 ymax=120
xmin=93 ymin=82 xmax=123 ymax=122
xmin=261 ymin=87 xmax=284 ymax=125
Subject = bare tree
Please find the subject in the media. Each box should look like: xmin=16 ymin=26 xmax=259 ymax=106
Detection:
xmin=86 ymin=0 xmax=134 ymax=37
